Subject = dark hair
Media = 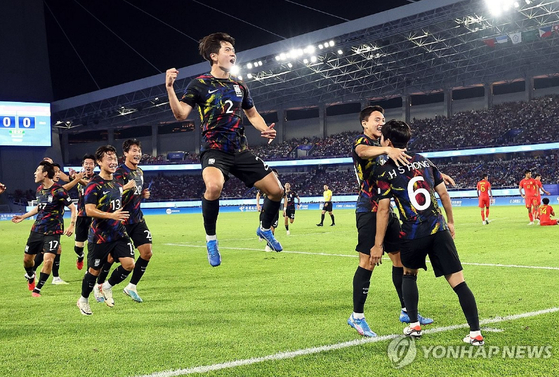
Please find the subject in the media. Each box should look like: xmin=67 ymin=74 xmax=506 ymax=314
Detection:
xmin=38 ymin=161 xmax=55 ymax=179
xmin=534 ymin=173 xmax=541 ymax=178
xmin=381 ymin=119 xmax=411 ymax=148
xmin=82 ymin=154 xmax=95 ymax=163
xmin=481 ymin=173 xmax=488 ymax=179
xmin=122 ymin=139 xmax=141 ymax=153
xmin=359 ymin=105 xmax=384 ymax=125
xmin=524 ymin=169 xmax=531 ymax=175
xmin=52 ymin=163 xmax=61 ymax=169
xmin=199 ymin=32 xmax=235 ymax=66
xmin=543 ymin=197 xmax=550 ymax=205
xmin=95 ymin=145 xmax=117 ymax=162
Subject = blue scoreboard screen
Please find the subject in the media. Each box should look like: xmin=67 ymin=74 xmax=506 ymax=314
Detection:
xmin=0 ymin=101 xmax=51 ymax=147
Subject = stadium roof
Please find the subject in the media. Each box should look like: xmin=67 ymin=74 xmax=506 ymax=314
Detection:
xmin=51 ymin=0 xmax=559 ymax=133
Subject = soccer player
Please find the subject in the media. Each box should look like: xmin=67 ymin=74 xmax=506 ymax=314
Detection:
xmin=373 ymin=120 xmax=484 ymax=345
xmin=95 ymin=139 xmax=153 ymax=303
xmin=316 ymin=184 xmax=335 ymax=226
xmin=32 ymin=162 xmax=84 ymax=285
xmin=538 ymin=198 xmax=558 ymax=226
xmin=533 ymin=173 xmax=550 ymax=223
xmin=283 ymin=182 xmax=300 ymax=235
xmin=348 ymin=106 xmax=433 ymax=338
xmin=0 ymin=182 xmax=6 ymax=194
xmin=76 ymin=145 xmax=136 ymax=316
xmin=476 ymin=173 xmax=492 ymax=225
xmin=12 ymin=161 xmax=77 ymax=297
xmin=166 ymin=32 xmax=284 ymax=267
xmin=519 ymin=170 xmax=538 ymax=225
xmin=72 ymin=154 xmax=96 ymax=270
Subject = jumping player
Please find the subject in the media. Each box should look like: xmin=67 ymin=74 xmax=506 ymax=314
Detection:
xmin=166 ymin=32 xmax=284 ymax=267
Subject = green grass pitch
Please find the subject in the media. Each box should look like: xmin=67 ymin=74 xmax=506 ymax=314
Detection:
xmin=0 ymin=206 xmax=558 ymax=376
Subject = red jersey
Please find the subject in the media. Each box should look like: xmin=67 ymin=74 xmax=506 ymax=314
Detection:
xmin=534 ymin=180 xmax=543 ymax=199
xmin=477 ymin=179 xmax=491 ymax=198
xmin=519 ymin=178 xmax=537 ymax=197
xmin=539 ymin=204 xmax=555 ymax=223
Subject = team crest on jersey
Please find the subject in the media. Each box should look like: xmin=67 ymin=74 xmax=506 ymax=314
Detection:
xmin=233 ymin=84 xmax=242 ymax=97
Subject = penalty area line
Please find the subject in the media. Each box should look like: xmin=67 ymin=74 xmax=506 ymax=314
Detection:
xmin=164 ymin=243 xmax=559 ymax=269
xmin=133 ymin=307 xmax=559 ymax=377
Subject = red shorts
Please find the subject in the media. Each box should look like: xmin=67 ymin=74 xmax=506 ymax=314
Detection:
xmin=534 ymin=196 xmax=542 ymax=206
xmin=478 ymin=197 xmax=490 ymax=208
xmin=540 ymin=219 xmax=558 ymax=226
xmin=525 ymin=196 xmax=537 ymax=208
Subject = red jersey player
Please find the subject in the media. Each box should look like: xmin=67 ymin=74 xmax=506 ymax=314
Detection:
xmin=538 ymin=198 xmax=558 ymax=226
xmin=519 ymin=170 xmax=538 ymax=225
xmin=533 ymin=173 xmax=550 ymax=223
xmin=476 ymin=173 xmax=492 ymax=225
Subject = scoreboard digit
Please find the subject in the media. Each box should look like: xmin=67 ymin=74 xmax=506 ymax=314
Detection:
xmin=18 ymin=116 xmax=35 ymax=129
xmin=1 ymin=116 xmax=16 ymax=128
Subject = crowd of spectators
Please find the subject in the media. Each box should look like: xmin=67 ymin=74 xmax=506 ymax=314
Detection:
xmin=136 ymin=95 xmax=559 ymax=164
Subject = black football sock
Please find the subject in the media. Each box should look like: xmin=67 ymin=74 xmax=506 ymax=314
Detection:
xmin=35 ymin=272 xmax=50 ymax=292
xmin=285 ymin=224 xmax=289 ymax=231
xmin=97 ymin=261 xmax=113 ymax=285
xmin=392 ymin=266 xmax=405 ymax=309
xmin=453 ymin=281 xmax=480 ymax=331
xmin=202 ymin=197 xmax=219 ymax=236
xmin=52 ymin=254 xmax=61 ymax=278
xmin=130 ymin=257 xmax=149 ymax=285
xmin=33 ymin=253 xmax=44 ymax=273
xmin=330 ymin=214 xmax=335 ymax=225
xmin=402 ymin=274 xmax=419 ymax=323
xmin=81 ymin=272 xmax=97 ymax=298
xmin=261 ymin=198 xmax=281 ymax=229
xmin=107 ymin=266 xmax=132 ymax=286
xmin=320 ymin=214 xmax=325 ymax=225
xmin=353 ymin=266 xmax=373 ymax=313
xmin=25 ymin=266 xmax=35 ymax=280
xmin=74 ymin=245 xmax=85 ymax=258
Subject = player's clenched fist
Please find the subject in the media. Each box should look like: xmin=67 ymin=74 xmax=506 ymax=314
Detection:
xmin=166 ymin=68 xmax=179 ymax=87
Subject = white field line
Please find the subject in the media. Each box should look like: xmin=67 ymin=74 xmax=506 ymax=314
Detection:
xmin=134 ymin=307 xmax=559 ymax=377
xmin=163 ymin=243 xmax=559 ymax=270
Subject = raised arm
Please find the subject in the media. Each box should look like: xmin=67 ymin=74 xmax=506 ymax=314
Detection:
xmin=166 ymin=68 xmax=193 ymax=121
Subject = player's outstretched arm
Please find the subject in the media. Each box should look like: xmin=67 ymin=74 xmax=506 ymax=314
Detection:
xmin=12 ymin=206 xmax=39 ymax=223
xmin=355 ymin=145 xmax=410 ymax=167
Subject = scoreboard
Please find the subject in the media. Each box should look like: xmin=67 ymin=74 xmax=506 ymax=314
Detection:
xmin=0 ymin=101 xmax=51 ymax=147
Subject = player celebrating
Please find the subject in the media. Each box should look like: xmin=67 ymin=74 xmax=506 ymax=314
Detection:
xmin=476 ymin=173 xmax=492 ymax=225
xmin=283 ymin=182 xmax=300 ymax=235
xmin=97 ymin=139 xmax=153 ymax=302
xmin=76 ymin=145 xmax=136 ymax=315
xmin=72 ymin=154 xmax=96 ymax=270
xmin=166 ymin=32 xmax=284 ymax=267
xmin=32 ymin=162 xmax=84 ymax=285
xmin=373 ymin=120 xmax=483 ymax=345
xmin=348 ymin=106 xmax=433 ymax=338
xmin=316 ymin=184 xmax=335 ymax=226
xmin=12 ymin=161 xmax=77 ymax=297
xmin=519 ymin=170 xmax=538 ymax=225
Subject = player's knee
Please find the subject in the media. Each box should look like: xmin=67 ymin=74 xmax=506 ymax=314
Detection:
xmin=403 ymin=269 xmax=417 ymax=277
xmin=140 ymin=246 xmax=153 ymax=260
